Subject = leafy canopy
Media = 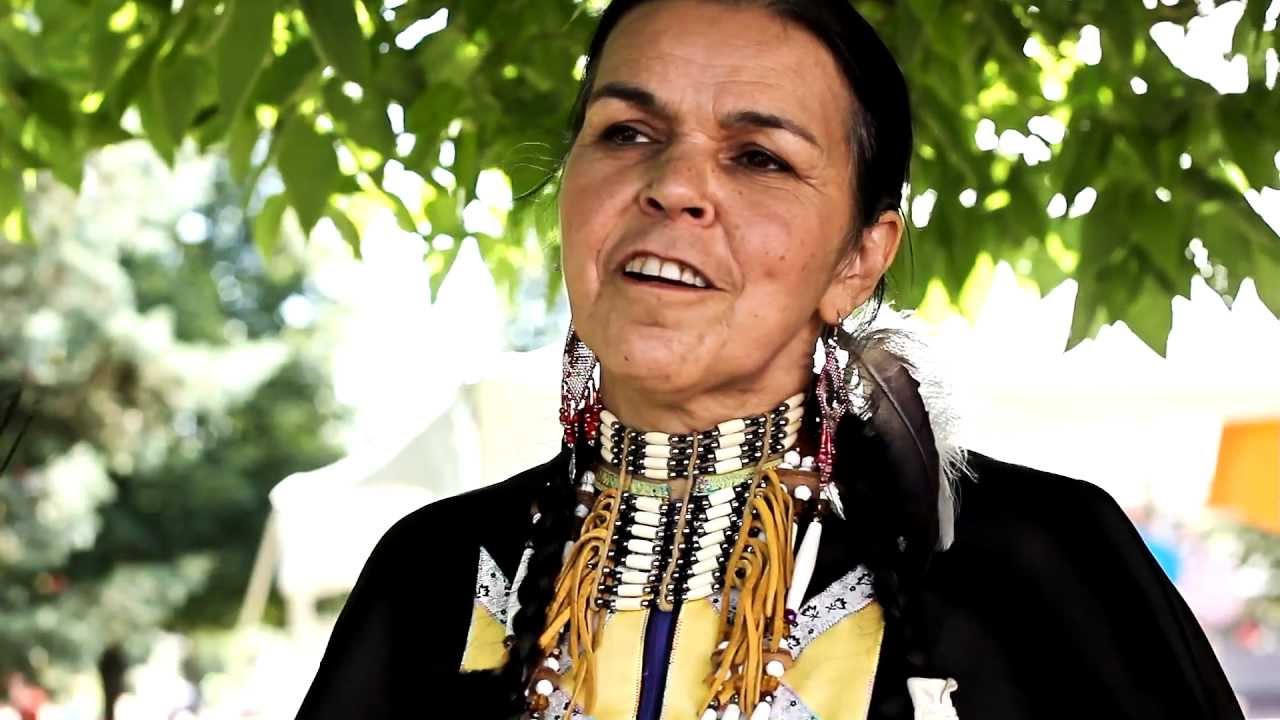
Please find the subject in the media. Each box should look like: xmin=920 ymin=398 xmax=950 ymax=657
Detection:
xmin=1 ymin=0 xmax=1278 ymax=353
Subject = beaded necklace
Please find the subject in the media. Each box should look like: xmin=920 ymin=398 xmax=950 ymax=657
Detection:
xmin=527 ymin=394 xmax=835 ymax=720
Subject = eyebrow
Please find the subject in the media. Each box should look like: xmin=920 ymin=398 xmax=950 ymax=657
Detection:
xmin=588 ymin=81 xmax=821 ymax=148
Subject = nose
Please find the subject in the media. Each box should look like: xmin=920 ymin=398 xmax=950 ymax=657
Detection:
xmin=638 ymin=147 xmax=716 ymax=226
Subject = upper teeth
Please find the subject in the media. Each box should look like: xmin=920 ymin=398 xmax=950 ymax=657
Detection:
xmin=625 ymin=254 xmax=709 ymax=288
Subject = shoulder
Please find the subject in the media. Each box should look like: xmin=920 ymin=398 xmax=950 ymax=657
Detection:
xmin=953 ymin=450 xmax=1132 ymax=545
xmin=374 ymin=451 xmax=564 ymax=561
xmin=938 ymin=450 xmax=1148 ymax=586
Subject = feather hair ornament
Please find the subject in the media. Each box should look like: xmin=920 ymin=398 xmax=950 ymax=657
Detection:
xmin=835 ymin=319 xmax=969 ymax=551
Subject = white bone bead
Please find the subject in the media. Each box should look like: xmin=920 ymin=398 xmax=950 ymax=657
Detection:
xmin=695 ymin=529 xmax=726 ymax=548
xmin=535 ymin=679 xmax=554 ymax=696
xmin=686 ymin=572 xmax=716 ymax=589
xmin=713 ymin=445 xmax=743 ymax=461
xmin=713 ymin=458 xmax=744 ymax=474
xmin=719 ymin=430 xmax=746 ymax=447
xmin=629 ymin=524 xmax=659 ymax=540
xmin=544 ymin=656 xmax=561 ymax=672
xmin=800 ymin=456 xmax=815 ymax=470
xmin=643 ymin=431 xmax=670 ymax=444
xmin=646 ymin=444 xmax=673 ymax=458
xmin=574 ymin=504 xmax=589 ymax=518
xmin=793 ymin=485 xmax=813 ymax=502
xmin=686 ymin=584 xmax=715 ymax=600
xmin=785 ymin=518 xmax=823 ymax=612
xmin=783 ymin=449 xmax=802 ymax=467
xmin=626 ymin=538 xmax=655 ymax=555
xmin=600 ymin=444 xmax=616 ymax=460
xmin=695 ymin=545 xmax=722 ymax=563
xmin=614 ymin=596 xmax=646 ymax=610
xmin=707 ymin=487 xmax=738 ymax=506
xmin=780 ymin=430 xmax=800 ymax=449
xmin=702 ymin=515 xmax=732 ymax=533
xmin=633 ymin=496 xmax=664 ymax=513
xmin=689 ymin=557 xmax=719 ymax=575
xmin=717 ymin=417 xmax=747 ymax=434
xmin=722 ymin=703 xmax=742 ymax=720
xmin=644 ymin=468 xmax=671 ymax=479
xmin=642 ymin=456 xmax=669 ymax=470
xmin=701 ymin=709 xmax=718 ymax=720
xmin=703 ymin=502 xmax=734 ymax=520
xmin=782 ymin=392 xmax=805 ymax=409
xmin=625 ymin=554 xmax=656 ymax=570
xmin=633 ymin=510 xmax=663 ymax=527
xmin=750 ymin=700 xmax=772 ymax=720
xmin=782 ymin=405 xmax=804 ymax=425
xmin=619 ymin=569 xmax=652 ymax=585
xmin=765 ymin=659 xmax=786 ymax=678
xmin=600 ymin=409 xmax=620 ymax=426
xmin=617 ymin=584 xmax=647 ymax=597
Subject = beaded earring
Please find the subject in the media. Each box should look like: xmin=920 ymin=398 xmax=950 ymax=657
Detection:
xmin=560 ymin=323 xmax=601 ymax=483
xmin=814 ymin=323 xmax=850 ymax=489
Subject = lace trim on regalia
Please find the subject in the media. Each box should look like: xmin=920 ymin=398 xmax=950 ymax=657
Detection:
xmin=474 ymin=546 xmax=510 ymax=624
xmin=783 ymin=565 xmax=876 ymax=658
xmin=772 ymin=683 xmax=820 ymax=719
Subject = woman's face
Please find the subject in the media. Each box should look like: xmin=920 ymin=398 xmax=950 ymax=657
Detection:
xmin=560 ymin=0 xmax=892 ymax=418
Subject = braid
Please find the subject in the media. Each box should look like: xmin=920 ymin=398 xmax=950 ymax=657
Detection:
xmin=830 ymin=410 xmax=936 ymax=688
xmin=494 ymin=443 xmax=581 ymax=717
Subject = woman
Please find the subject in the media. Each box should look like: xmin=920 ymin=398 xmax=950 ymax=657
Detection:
xmin=296 ymin=1 xmax=1242 ymax=718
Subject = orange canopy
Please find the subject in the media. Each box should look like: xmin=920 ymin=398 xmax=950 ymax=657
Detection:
xmin=1210 ymin=419 xmax=1280 ymax=534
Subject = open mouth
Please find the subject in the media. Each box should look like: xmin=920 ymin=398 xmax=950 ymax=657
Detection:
xmin=622 ymin=253 xmax=711 ymax=289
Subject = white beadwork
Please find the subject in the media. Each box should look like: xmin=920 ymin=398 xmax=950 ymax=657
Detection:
xmin=704 ymin=502 xmax=735 ymax=520
xmin=633 ymin=510 xmax=663 ymax=526
xmin=722 ymin=703 xmax=742 ymax=720
xmin=633 ymin=496 xmax=664 ymax=513
xmin=703 ymin=515 xmax=732 ymax=533
xmin=749 ymin=700 xmax=772 ymax=720
xmin=765 ymin=659 xmax=786 ymax=678
xmin=535 ymin=679 xmax=554 ymax=696
xmin=707 ymin=486 xmax=738 ymax=505
xmin=626 ymin=538 xmax=655 ymax=555
xmin=785 ymin=518 xmax=823 ymax=613
xmin=624 ymin=554 xmax=656 ymax=571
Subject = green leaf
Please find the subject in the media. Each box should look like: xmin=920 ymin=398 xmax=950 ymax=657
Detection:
xmin=452 ymin=124 xmax=480 ymax=197
xmin=0 ymin=165 xmax=21 ymax=221
xmin=226 ymin=111 xmax=259 ymax=186
xmin=276 ymin=118 xmax=339 ymax=234
xmin=151 ymin=52 xmax=209 ymax=153
xmin=253 ymin=40 xmax=320 ymax=106
xmin=322 ymin=81 xmax=394 ymax=156
xmin=1219 ymin=100 xmax=1279 ymax=188
xmin=253 ymin=192 xmax=289 ymax=258
xmin=215 ymin=0 xmax=280 ymax=121
xmin=299 ymin=0 xmax=371 ymax=85
xmin=425 ymin=193 xmax=462 ymax=237
xmin=325 ymin=205 xmax=361 ymax=258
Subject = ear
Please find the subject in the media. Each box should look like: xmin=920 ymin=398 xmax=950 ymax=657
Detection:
xmin=819 ymin=210 xmax=903 ymax=325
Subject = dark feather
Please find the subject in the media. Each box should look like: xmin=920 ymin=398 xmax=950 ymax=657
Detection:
xmin=839 ymin=327 xmax=943 ymax=555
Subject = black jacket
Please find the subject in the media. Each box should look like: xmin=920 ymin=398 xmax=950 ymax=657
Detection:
xmin=297 ymin=450 xmax=1244 ymax=719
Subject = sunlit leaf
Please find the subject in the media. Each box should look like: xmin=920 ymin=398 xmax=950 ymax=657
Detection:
xmin=276 ymin=117 xmax=338 ymax=233
xmin=298 ymin=0 xmax=371 ymax=85
xmin=253 ymin=192 xmax=288 ymax=257
xmin=215 ymin=0 xmax=280 ymax=121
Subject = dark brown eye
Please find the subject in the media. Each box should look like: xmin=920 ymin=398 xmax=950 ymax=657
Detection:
xmin=739 ymin=147 xmax=792 ymax=173
xmin=600 ymin=124 xmax=653 ymax=145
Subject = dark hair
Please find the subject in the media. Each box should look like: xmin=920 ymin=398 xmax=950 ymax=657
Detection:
xmin=492 ymin=2 xmax=922 ymax=715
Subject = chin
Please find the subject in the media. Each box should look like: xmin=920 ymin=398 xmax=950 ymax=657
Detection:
xmin=594 ymin=325 xmax=710 ymax=395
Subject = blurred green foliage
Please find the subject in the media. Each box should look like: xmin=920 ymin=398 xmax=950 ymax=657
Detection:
xmin=1 ymin=1 xmax=1278 ymax=353
xmin=0 ymin=148 xmax=342 ymax=681
xmin=1 ymin=0 xmax=1278 ymax=353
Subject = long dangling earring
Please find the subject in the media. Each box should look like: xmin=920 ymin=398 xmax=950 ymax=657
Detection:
xmin=815 ymin=324 xmax=848 ymax=481
xmin=560 ymin=322 xmax=601 ymax=482
xmin=814 ymin=323 xmax=849 ymax=516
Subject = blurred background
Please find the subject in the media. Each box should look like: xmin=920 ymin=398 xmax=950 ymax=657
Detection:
xmin=1 ymin=0 xmax=1279 ymax=717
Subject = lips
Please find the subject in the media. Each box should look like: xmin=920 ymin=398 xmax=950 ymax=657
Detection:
xmin=622 ymin=252 xmax=710 ymax=289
